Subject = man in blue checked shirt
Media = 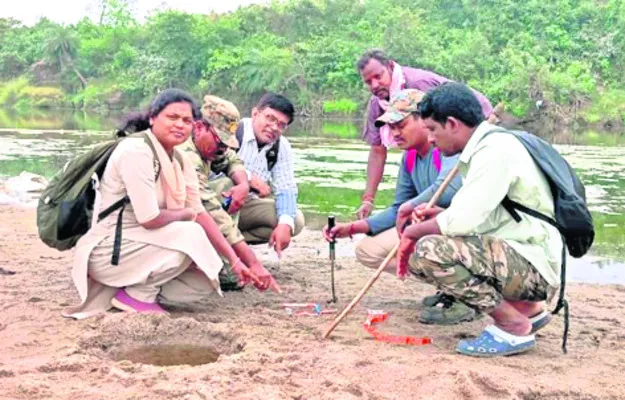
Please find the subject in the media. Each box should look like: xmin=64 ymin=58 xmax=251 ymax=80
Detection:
xmin=235 ymin=93 xmax=305 ymax=257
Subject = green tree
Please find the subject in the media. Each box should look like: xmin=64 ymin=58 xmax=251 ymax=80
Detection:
xmin=43 ymin=26 xmax=87 ymax=88
xmin=1 ymin=0 xmax=624 ymax=123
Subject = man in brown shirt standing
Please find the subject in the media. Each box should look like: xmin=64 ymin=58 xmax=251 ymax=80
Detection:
xmin=356 ymin=49 xmax=494 ymax=220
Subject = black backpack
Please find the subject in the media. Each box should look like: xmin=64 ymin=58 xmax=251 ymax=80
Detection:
xmin=485 ymin=128 xmax=595 ymax=353
xmin=235 ymin=123 xmax=280 ymax=171
xmin=37 ymin=130 xmax=182 ymax=266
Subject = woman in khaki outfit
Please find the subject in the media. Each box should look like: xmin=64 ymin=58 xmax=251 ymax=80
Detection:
xmin=64 ymin=89 xmax=267 ymax=319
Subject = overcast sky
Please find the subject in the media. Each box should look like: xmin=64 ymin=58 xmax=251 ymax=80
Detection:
xmin=0 ymin=0 xmax=271 ymax=26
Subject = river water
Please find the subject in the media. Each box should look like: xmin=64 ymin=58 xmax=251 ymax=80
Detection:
xmin=1 ymin=108 xmax=624 ymax=284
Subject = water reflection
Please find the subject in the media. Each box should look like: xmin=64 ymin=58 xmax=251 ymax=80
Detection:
xmin=0 ymin=107 xmax=122 ymax=131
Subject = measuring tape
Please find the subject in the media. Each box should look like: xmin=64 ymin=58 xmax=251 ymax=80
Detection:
xmin=364 ymin=310 xmax=432 ymax=346
xmin=282 ymin=303 xmax=338 ymax=316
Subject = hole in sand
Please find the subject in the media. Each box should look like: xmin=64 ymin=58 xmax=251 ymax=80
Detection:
xmin=113 ymin=344 xmax=220 ymax=366
xmin=80 ymin=315 xmax=245 ymax=366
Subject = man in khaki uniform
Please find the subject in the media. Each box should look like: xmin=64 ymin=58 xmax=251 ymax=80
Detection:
xmin=182 ymin=95 xmax=278 ymax=291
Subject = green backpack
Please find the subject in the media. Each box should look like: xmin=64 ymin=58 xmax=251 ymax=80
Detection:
xmin=36 ymin=131 xmax=182 ymax=265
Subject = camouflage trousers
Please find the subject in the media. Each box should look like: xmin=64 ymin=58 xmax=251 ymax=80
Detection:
xmin=205 ymin=176 xmax=243 ymax=289
xmin=408 ymin=235 xmax=553 ymax=313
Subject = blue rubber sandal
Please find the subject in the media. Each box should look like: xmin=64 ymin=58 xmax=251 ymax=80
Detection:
xmin=456 ymin=325 xmax=536 ymax=357
xmin=529 ymin=310 xmax=552 ymax=333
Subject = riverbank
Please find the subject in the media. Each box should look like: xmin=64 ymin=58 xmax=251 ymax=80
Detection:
xmin=1 ymin=206 xmax=624 ymax=399
xmin=2 ymin=79 xmax=625 ymax=136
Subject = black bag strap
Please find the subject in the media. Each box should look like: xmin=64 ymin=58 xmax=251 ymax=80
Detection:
xmin=553 ymin=241 xmax=569 ymax=353
xmin=501 ymin=196 xmax=557 ymax=227
xmin=111 ymin=201 xmax=127 ymax=266
xmin=173 ymin=149 xmax=184 ymax=169
xmin=98 ymin=196 xmax=129 ymax=221
xmin=235 ymin=122 xmax=244 ymax=148
xmin=267 ymin=137 xmax=280 ymax=171
xmin=140 ymin=132 xmax=163 ymax=176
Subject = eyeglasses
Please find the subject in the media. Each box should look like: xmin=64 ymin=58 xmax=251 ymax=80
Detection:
xmin=263 ymin=112 xmax=288 ymax=131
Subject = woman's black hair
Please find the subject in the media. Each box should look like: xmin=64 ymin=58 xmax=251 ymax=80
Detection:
xmin=117 ymin=88 xmax=200 ymax=136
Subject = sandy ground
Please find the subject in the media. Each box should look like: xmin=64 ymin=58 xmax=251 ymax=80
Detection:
xmin=1 ymin=206 xmax=624 ymax=400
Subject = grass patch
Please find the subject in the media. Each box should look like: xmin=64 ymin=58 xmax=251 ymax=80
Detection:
xmin=322 ymin=98 xmax=359 ymax=114
xmin=298 ymin=181 xmax=395 ymax=218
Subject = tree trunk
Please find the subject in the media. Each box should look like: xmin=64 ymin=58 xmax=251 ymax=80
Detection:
xmin=99 ymin=1 xmax=107 ymax=25
xmin=60 ymin=47 xmax=87 ymax=88
xmin=72 ymin=66 xmax=88 ymax=88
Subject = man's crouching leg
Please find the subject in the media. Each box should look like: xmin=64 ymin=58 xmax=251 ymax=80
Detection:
xmin=355 ymin=229 xmax=474 ymax=324
xmin=407 ymin=235 xmax=479 ymax=325
xmin=238 ymin=198 xmax=305 ymax=244
xmin=354 ymin=228 xmax=398 ymax=272
xmin=355 ymin=228 xmax=433 ymax=281
xmin=410 ymin=234 xmax=554 ymax=356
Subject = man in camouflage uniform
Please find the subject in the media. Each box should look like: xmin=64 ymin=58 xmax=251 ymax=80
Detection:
xmin=392 ymin=83 xmax=562 ymax=357
xmin=183 ymin=95 xmax=279 ymax=292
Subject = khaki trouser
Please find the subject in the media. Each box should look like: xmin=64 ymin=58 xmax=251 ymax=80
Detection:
xmin=160 ymin=267 xmax=217 ymax=303
xmin=205 ymin=175 xmax=305 ymax=244
xmin=238 ymin=197 xmax=305 ymax=244
xmin=355 ymin=228 xmax=399 ymax=271
xmin=88 ymin=238 xmax=193 ymax=303
xmin=409 ymin=235 xmax=555 ymax=313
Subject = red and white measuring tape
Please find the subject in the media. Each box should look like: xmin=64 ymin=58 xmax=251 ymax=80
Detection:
xmin=364 ymin=310 xmax=432 ymax=346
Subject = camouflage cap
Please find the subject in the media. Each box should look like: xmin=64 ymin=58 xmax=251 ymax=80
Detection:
xmin=374 ymin=89 xmax=426 ymax=128
xmin=202 ymin=95 xmax=241 ymax=149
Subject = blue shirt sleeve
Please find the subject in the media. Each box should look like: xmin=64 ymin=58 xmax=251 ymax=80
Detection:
xmin=271 ymin=138 xmax=298 ymax=221
xmin=275 ymin=191 xmax=297 ymax=220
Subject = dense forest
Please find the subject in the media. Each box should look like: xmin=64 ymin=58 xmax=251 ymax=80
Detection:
xmin=1 ymin=0 xmax=624 ymax=126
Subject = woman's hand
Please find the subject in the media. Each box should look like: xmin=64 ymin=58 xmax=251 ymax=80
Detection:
xmin=141 ymin=208 xmax=197 ymax=229
xmin=179 ymin=207 xmax=198 ymax=222
xmin=230 ymin=258 xmax=263 ymax=288
xmin=249 ymin=263 xmax=281 ymax=293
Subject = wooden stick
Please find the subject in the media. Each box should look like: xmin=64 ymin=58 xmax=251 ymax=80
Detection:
xmin=322 ymin=163 xmax=460 ymax=339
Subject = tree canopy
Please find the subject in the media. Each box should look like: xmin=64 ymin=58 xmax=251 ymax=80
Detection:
xmin=1 ymin=0 xmax=623 ymax=121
